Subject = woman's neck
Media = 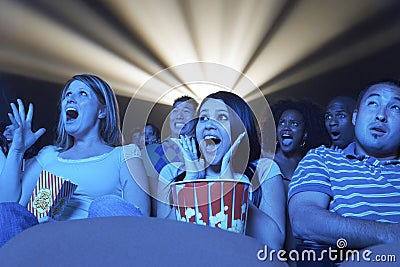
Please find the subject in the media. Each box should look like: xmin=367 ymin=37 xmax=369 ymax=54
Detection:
xmin=72 ymin=136 xmax=104 ymax=148
xmin=276 ymin=147 xmax=302 ymax=161
xmin=60 ymin=137 xmax=113 ymax=159
xmin=205 ymin=164 xmax=222 ymax=178
xmin=275 ymin=148 xmax=303 ymax=180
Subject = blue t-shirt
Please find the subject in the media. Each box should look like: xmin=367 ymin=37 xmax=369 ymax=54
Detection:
xmin=289 ymin=143 xmax=400 ymax=223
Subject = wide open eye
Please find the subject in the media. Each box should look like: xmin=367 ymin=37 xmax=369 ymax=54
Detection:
xmin=391 ymin=104 xmax=400 ymax=112
xmin=217 ymin=114 xmax=228 ymax=121
xmin=325 ymin=114 xmax=332 ymax=121
xmin=199 ymin=115 xmax=209 ymax=122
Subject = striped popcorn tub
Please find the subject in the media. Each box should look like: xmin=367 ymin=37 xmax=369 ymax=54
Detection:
xmin=171 ymin=179 xmax=251 ymax=234
xmin=27 ymin=170 xmax=77 ymax=221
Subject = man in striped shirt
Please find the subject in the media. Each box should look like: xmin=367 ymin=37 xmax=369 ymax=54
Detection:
xmin=288 ymin=79 xmax=400 ymax=249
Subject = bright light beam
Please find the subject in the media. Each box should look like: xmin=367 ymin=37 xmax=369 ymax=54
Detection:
xmin=246 ymin=23 xmax=400 ymax=101
xmin=243 ymin=0 xmax=397 ymax=92
xmin=0 ymin=0 xmax=162 ymax=100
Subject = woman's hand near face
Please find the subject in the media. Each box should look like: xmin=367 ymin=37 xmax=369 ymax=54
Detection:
xmin=172 ymin=135 xmax=205 ymax=180
xmin=220 ymin=132 xmax=246 ymax=179
xmin=8 ymin=99 xmax=45 ymax=155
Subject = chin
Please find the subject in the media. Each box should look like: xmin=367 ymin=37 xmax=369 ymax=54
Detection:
xmin=203 ymin=153 xmax=220 ymax=166
xmin=281 ymin=147 xmax=294 ymax=153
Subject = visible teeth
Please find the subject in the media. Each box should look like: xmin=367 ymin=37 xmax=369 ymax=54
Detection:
xmin=66 ymin=108 xmax=78 ymax=120
xmin=282 ymin=134 xmax=292 ymax=139
xmin=204 ymin=135 xmax=221 ymax=145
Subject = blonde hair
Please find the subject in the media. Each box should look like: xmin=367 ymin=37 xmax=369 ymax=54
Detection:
xmin=55 ymin=74 xmax=122 ymax=151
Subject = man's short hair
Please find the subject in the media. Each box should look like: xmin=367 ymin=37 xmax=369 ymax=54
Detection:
xmin=172 ymin=96 xmax=198 ymax=110
xmin=356 ymin=79 xmax=400 ymax=108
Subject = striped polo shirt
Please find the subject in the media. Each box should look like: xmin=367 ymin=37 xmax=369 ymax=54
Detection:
xmin=288 ymin=143 xmax=400 ymax=223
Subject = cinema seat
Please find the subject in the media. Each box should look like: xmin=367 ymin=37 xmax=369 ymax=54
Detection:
xmin=0 ymin=216 xmax=288 ymax=266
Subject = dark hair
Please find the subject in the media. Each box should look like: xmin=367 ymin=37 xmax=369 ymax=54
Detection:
xmin=145 ymin=123 xmax=160 ymax=141
xmin=326 ymin=96 xmax=356 ymax=113
xmin=356 ymin=78 xmax=400 ymax=109
xmin=172 ymin=91 xmax=263 ymax=206
xmin=203 ymin=91 xmax=261 ymax=166
xmin=173 ymin=95 xmax=198 ymax=110
xmin=55 ymin=74 xmax=121 ymax=151
xmin=271 ymin=99 xmax=329 ymax=155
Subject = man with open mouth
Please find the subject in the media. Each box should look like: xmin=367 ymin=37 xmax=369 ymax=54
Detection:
xmin=325 ymin=96 xmax=356 ymax=150
xmin=289 ymin=79 xmax=400 ymax=256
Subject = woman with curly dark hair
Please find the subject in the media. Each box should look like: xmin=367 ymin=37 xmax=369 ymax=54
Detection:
xmin=266 ymin=98 xmax=329 ymax=264
xmin=270 ymin=99 xmax=329 ymax=181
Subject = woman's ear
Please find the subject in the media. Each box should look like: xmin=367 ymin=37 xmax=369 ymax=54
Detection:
xmin=98 ymin=106 xmax=106 ymax=119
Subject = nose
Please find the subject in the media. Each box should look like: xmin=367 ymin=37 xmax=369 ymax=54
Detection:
xmin=278 ymin=121 xmax=290 ymax=131
xmin=66 ymin=94 xmax=76 ymax=103
xmin=175 ymin=110 xmax=184 ymax=119
xmin=375 ymin=108 xmax=387 ymax=122
xmin=329 ymin=116 xmax=338 ymax=126
xmin=205 ymin=118 xmax=217 ymax=130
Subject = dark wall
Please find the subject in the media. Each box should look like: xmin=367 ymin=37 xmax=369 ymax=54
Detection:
xmin=0 ymin=73 xmax=61 ymax=149
xmin=265 ymin=43 xmax=400 ymax=108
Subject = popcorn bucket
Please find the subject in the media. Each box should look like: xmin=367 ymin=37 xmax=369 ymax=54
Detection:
xmin=171 ymin=179 xmax=251 ymax=234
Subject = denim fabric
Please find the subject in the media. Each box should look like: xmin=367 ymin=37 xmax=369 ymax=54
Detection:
xmin=88 ymin=195 xmax=143 ymax=218
xmin=0 ymin=202 xmax=38 ymax=247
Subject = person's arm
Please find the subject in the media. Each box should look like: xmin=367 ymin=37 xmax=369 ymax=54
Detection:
xmin=246 ymin=174 xmax=286 ymax=250
xmin=156 ymin=179 xmax=174 ymax=219
xmin=121 ymin=156 xmax=150 ymax=216
xmin=18 ymin=157 xmax=43 ymax=206
xmin=156 ymin=196 xmax=176 ymax=220
xmin=156 ymin=164 xmax=179 ymax=219
xmin=0 ymin=100 xmax=45 ymax=202
xmin=289 ymin=191 xmax=400 ymax=249
xmin=0 ymin=149 xmax=24 ymax=202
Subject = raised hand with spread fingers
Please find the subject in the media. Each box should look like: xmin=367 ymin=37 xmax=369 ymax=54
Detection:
xmin=0 ymin=99 xmax=45 ymax=202
xmin=8 ymin=99 xmax=46 ymax=155
xmin=171 ymin=135 xmax=205 ymax=180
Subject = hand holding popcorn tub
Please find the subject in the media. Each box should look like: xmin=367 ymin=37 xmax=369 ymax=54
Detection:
xmin=27 ymin=170 xmax=77 ymax=222
xmin=170 ymin=132 xmax=251 ymax=234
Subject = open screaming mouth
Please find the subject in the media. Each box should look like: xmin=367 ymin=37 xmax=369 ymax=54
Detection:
xmin=204 ymin=136 xmax=221 ymax=146
xmin=66 ymin=108 xmax=79 ymax=121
